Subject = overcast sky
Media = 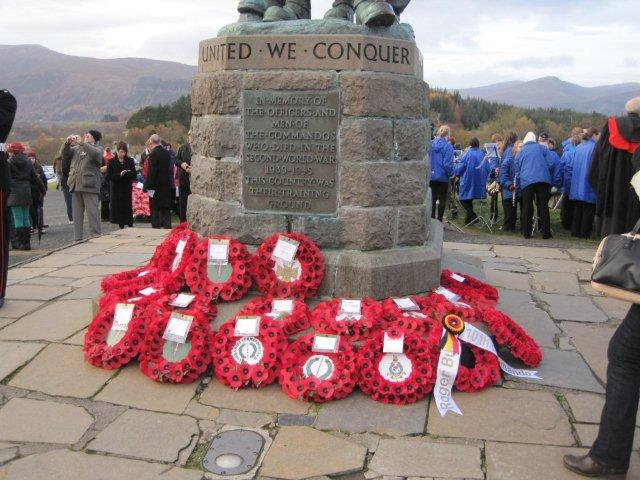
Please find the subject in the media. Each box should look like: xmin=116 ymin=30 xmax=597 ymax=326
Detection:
xmin=1 ymin=0 xmax=638 ymax=89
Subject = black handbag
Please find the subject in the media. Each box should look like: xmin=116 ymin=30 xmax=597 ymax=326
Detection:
xmin=591 ymin=218 xmax=640 ymax=304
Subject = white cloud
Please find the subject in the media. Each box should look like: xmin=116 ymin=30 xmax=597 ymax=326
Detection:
xmin=0 ymin=0 xmax=638 ymax=88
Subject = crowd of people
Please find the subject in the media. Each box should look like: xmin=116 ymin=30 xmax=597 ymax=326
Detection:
xmin=430 ymin=96 xmax=640 ymax=241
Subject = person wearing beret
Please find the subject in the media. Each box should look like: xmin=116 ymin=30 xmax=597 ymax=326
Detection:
xmin=0 ymin=89 xmax=17 ymax=308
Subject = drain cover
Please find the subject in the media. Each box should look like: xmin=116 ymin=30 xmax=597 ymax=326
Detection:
xmin=202 ymin=429 xmax=265 ymax=475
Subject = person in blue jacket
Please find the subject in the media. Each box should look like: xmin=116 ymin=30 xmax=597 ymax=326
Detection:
xmin=429 ymin=125 xmax=454 ymax=221
xmin=498 ymin=132 xmax=521 ymax=231
xmin=454 ymin=137 xmax=491 ymax=225
xmin=562 ymin=127 xmax=583 ymax=152
xmin=565 ymin=127 xmax=600 ymax=238
xmin=514 ymin=132 xmax=555 ymax=239
xmin=557 ymin=132 xmax=582 ymax=230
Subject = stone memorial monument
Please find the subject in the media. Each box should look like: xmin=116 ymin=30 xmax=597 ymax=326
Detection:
xmin=188 ymin=1 xmax=443 ymax=299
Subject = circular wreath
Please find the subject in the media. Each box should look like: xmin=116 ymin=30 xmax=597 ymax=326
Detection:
xmin=250 ymin=232 xmax=325 ymax=300
xmin=310 ymin=298 xmax=383 ymax=342
xmin=154 ymin=226 xmax=200 ymax=293
xmin=440 ymin=269 xmax=499 ymax=310
xmin=83 ymin=297 xmax=147 ymax=370
xmin=426 ymin=319 xmax=501 ymax=393
xmin=100 ymin=266 xmax=159 ymax=294
xmin=357 ymin=327 xmax=434 ymax=405
xmin=416 ymin=292 xmax=479 ymax=324
xmin=380 ymin=297 xmax=441 ymax=334
xmin=99 ymin=281 xmax=166 ymax=311
xmin=184 ymin=236 xmax=252 ymax=303
xmin=138 ymin=298 xmax=212 ymax=383
xmin=482 ymin=308 xmax=543 ymax=367
xmin=279 ymin=334 xmax=357 ymax=403
xmin=238 ymin=296 xmax=310 ymax=336
xmin=212 ymin=315 xmax=287 ymax=389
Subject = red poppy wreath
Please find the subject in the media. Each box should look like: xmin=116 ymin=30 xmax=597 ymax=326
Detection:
xmin=279 ymin=334 xmax=357 ymax=403
xmin=184 ymin=236 xmax=252 ymax=303
xmin=212 ymin=315 xmax=288 ymax=389
xmin=310 ymin=298 xmax=383 ymax=342
xmin=250 ymin=233 xmax=325 ymax=300
xmin=138 ymin=297 xmax=213 ymax=383
xmin=380 ymin=296 xmax=441 ymax=334
xmin=154 ymin=226 xmax=200 ymax=293
xmin=482 ymin=308 xmax=543 ymax=368
xmin=440 ymin=269 xmax=500 ymax=310
xmin=238 ymin=296 xmax=310 ymax=336
xmin=357 ymin=327 xmax=434 ymax=405
xmin=83 ymin=296 xmax=147 ymax=370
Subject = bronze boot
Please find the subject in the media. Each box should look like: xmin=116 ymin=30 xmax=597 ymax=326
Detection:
xmin=238 ymin=0 xmax=284 ymax=21
xmin=263 ymin=0 xmax=311 ymax=21
xmin=387 ymin=0 xmax=410 ymax=20
xmin=324 ymin=0 xmax=355 ymax=22
xmin=354 ymin=0 xmax=396 ymax=27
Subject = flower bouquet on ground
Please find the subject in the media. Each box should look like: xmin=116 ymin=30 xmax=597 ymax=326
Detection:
xmin=238 ymin=296 xmax=310 ymax=336
xmin=310 ymin=298 xmax=383 ymax=342
xmin=212 ymin=314 xmax=287 ymax=389
xmin=280 ymin=333 xmax=357 ymax=402
xmin=251 ymin=233 xmax=325 ymax=300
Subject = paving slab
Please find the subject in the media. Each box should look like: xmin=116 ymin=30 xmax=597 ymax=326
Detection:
xmin=260 ymin=426 xmax=367 ymax=480
xmin=369 ymin=439 xmax=483 ymax=479
xmin=494 ymin=245 xmax=570 ymax=259
xmin=77 ymin=253 xmax=151 ymax=266
xmin=8 ymin=343 xmax=115 ymax=398
xmin=111 ymin=227 xmax=166 ymax=237
xmin=23 ymin=254 xmax=93 ymax=269
xmin=464 ymin=250 xmax=496 ymax=259
xmin=0 ymin=299 xmax=93 ymax=342
xmin=427 ymin=388 xmax=574 ymax=445
xmin=0 ymin=398 xmax=93 ymax=444
xmin=89 ymin=236 xmax=142 ymax=244
xmin=562 ymin=322 xmax=615 ymax=383
xmin=486 ymin=443 xmax=587 ymax=480
xmin=531 ymin=271 xmax=580 ymax=295
xmin=62 ymin=328 xmax=87 ymax=345
xmin=217 ymin=409 xmax=274 ymax=428
xmin=575 ymin=423 xmax=640 ymax=450
xmin=580 ymin=283 xmax=604 ymax=297
xmin=199 ymin=381 xmax=310 ymax=415
xmin=4 ymin=284 xmax=72 ymax=301
xmin=315 ymin=391 xmax=427 ymax=436
xmin=530 ymin=258 xmax=593 ymax=275
xmin=538 ymin=293 xmax=607 ymax=323
xmin=505 ymin=347 xmax=604 ymax=393
xmin=68 ymin=276 xmax=103 ymax=288
xmin=8 ymin=267 xmax=58 ymax=281
xmin=443 ymin=242 xmax=492 ymax=251
xmin=484 ymin=261 xmax=529 ymax=273
xmin=60 ymin=280 xmax=102 ymax=301
xmin=567 ymin=249 xmax=597 ymax=263
xmin=109 ymin=245 xmax=156 ymax=254
xmin=63 ymin=242 xmax=112 ymax=254
xmin=1 ymin=449 xmax=201 ymax=480
xmin=89 ymin=409 xmax=198 ymax=463
xmin=442 ymin=251 xmax=485 ymax=280
xmin=95 ymin=364 xmax=198 ymax=414
xmin=47 ymin=265 xmax=125 ymax=279
xmin=0 ymin=341 xmax=46 ymax=382
xmin=497 ymin=289 xmax=559 ymax=349
xmin=0 ymin=300 xmax=44 ymax=319
xmin=484 ymin=269 xmax=531 ymax=291
xmin=592 ymin=296 xmax=632 ymax=321
xmin=19 ymin=276 xmax=75 ymax=286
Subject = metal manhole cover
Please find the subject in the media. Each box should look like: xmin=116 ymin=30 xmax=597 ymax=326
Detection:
xmin=202 ymin=429 xmax=265 ymax=475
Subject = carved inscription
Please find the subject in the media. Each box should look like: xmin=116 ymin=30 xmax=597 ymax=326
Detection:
xmin=243 ymin=91 xmax=339 ymax=215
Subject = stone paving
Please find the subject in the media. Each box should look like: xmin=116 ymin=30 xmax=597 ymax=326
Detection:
xmin=0 ymin=228 xmax=637 ymax=479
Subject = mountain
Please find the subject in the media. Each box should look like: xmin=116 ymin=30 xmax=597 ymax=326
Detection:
xmin=0 ymin=44 xmax=196 ymax=122
xmin=459 ymin=77 xmax=640 ymax=115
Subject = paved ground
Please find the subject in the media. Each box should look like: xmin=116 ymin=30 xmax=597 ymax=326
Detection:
xmin=0 ymin=228 xmax=637 ymax=479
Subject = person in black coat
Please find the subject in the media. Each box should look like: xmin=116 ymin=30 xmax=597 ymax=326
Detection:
xmin=107 ymin=142 xmax=136 ymax=229
xmin=27 ymin=150 xmax=47 ymax=234
xmin=0 ymin=89 xmax=17 ymax=308
xmin=143 ymin=135 xmax=173 ymax=229
xmin=176 ymin=131 xmax=192 ymax=223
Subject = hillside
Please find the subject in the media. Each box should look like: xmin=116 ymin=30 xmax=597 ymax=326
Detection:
xmin=459 ymin=77 xmax=640 ymax=115
xmin=0 ymin=44 xmax=196 ymax=122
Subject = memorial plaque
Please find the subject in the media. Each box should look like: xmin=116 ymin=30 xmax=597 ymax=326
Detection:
xmin=243 ymin=90 xmax=339 ymax=215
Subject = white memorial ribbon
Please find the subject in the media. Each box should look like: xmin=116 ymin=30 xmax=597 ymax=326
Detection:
xmin=434 ymin=330 xmax=463 ymax=417
xmin=459 ymin=323 xmax=541 ymax=380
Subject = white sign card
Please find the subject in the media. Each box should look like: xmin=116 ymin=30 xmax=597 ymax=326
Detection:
xmin=451 ymin=273 xmax=466 ymax=283
xmin=163 ymin=313 xmax=194 ymax=344
xmin=312 ymin=334 xmax=340 ymax=353
xmin=208 ymin=239 xmax=229 ymax=266
xmin=170 ymin=293 xmax=195 ymax=309
xmin=235 ymin=316 xmax=261 ymax=337
xmin=139 ymin=287 xmax=157 ymax=297
xmin=136 ymin=182 xmax=144 ymax=190
xmin=112 ymin=303 xmax=135 ymax=332
xmin=435 ymin=287 xmax=461 ymax=303
xmin=175 ymin=239 xmax=187 ymax=254
xmin=340 ymin=299 xmax=362 ymax=315
xmin=147 ymin=190 xmax=155 ymax=198
xmin=383 ymin=332 xmax=405 ymax=353
xmin=272 ymin=299 xmax=294 ymax=314
xmin=137 ymin=269 xmax=151 ymax=278
xmin=393 ymin=297 xmax=419 ymax=311
xmin=272 ymin=236 xmax=299 ymax=265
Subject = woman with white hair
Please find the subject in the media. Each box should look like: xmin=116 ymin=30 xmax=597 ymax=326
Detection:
xmin=514 ymin=132 xmax=555 ymax=239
